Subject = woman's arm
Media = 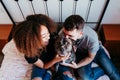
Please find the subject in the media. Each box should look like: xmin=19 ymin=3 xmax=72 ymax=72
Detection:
xmin=33 ymin=54 xmax=63 ymax=69
xmin=44 ymin=53 xmax=70 ymax=69
xmin=33 ymin=59 xmax=44 ymax=68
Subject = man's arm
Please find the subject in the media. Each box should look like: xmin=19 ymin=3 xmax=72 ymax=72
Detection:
xmin=77 ymin=52 xmax=96 ymax=68
xmin=60 ymin=52 xmax=96 ymax=69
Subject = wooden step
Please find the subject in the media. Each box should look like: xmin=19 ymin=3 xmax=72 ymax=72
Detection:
xmin=0 ymin=24 xmax=13 ymax=54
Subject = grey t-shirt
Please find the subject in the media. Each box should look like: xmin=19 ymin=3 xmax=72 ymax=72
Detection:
xmin=75 ymin=26 xmax=99 ymax=54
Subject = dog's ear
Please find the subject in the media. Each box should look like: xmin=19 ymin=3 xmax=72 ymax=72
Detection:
xmin=51 ymin=32 xmax=59 ymax=40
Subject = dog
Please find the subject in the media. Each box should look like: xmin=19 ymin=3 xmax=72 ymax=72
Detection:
xmin=55 ymin=32 xmax=76 ymax=63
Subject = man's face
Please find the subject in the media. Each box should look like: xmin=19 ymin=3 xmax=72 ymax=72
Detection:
xmin=63 ymin=28 xmax=83 ymax=41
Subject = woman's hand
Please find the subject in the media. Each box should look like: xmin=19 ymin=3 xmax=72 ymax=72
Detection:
xmin=54 ymin=53 xmax=71 ymax=63
xmin=60 ymin=61 xmax=79 ymax=69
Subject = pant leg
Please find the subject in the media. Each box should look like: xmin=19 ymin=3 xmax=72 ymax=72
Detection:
xmin=95 ymin=46 xmax=120 ymax=80
xmin=43 ymin=70 xmax=52 ymax=80
xmin=56 ymin=65 xmax=74 ymax=80
xmin=31 ymin=65 xmax=51 ymax=80
xmin=31 ymin=65 xmax=46 ymax=79
xmin=77 ymin=63 xmax=104 ymax=80
xmin=76 ymin=49 xmax=105 ymax=80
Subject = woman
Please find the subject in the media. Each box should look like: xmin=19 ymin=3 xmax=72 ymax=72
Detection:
xmin=12 ymin=14 xmax=70 ymax=80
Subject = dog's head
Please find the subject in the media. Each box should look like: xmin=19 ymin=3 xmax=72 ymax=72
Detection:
xmin=56 ymin=34 xmax=73 ymax=56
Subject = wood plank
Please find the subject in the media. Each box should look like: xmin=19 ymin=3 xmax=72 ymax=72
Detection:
xmin=103 ymin=24 xmax=120 ymax=41
xmin=0 ymin=24 xmax=13 ymax=54
xmin=0 ymin=24 xmax=13 ymax=40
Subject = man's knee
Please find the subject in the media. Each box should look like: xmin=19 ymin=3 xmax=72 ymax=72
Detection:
xmin=32 ymin=77 xmax=42 ymax=80
xmin=63 ymin=71 xmax=73 ymax=78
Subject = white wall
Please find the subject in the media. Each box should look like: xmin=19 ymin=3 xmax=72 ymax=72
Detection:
xmin=0 ymin=2 xmax=12 ymax=24
xmin=0 ymin=0 xmax=120 ymax=25
xmin=102 ymin=0 xmax=120 ymax=24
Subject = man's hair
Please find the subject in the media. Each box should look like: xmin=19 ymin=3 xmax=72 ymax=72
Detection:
xmin=63 ymin=15 xmax=85 ymax=31
xmin=12 ymin=14 xmax=56 ymax=57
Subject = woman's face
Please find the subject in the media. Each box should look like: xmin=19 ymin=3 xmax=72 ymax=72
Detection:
xmin=40 ymin=25 xmax=50 ymax=46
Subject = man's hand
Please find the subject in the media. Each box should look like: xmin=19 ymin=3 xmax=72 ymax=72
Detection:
xmin=60 ymin=61 xmax=79 ymax=69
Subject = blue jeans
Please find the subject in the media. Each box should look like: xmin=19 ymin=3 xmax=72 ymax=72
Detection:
xmin=76 ymin=46 xmax=120 ymax=80
xmin=54 ymin=65 xmax=74 ymax=80
xmin=31 ymin=65 xmax=51 ymax=80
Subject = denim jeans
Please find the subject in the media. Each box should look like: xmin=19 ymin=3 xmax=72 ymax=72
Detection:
xmin=54 ymin=65 xmax=74 ymax=80
xmin=31 ymin=65 xmax=51 ymax=80
xmin=76 ymin=46 xmax=120 ymax=80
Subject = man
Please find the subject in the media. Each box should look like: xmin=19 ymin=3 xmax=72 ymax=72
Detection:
xmin=59 ymin=15 xmax=120 ymax=80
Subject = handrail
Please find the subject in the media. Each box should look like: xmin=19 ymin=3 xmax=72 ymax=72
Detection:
xmin=0 ymin=0 xmax=15 ymax=25
xmin=0 ymin=0 xmax=110 ymax=32
xmin=96 ymin=0 xmax=110 ymax=32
